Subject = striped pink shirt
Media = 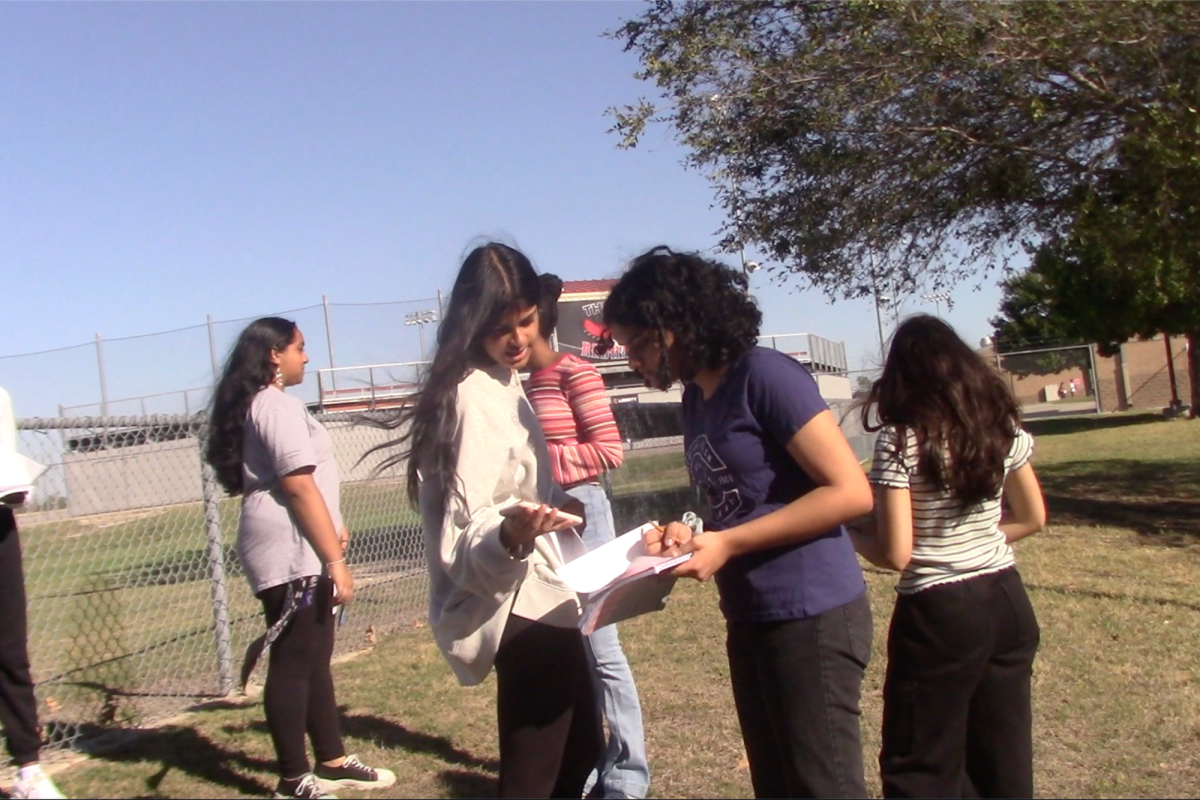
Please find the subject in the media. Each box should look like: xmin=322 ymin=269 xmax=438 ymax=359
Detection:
xmin=523 ymin=353 xmax=624 ymax=487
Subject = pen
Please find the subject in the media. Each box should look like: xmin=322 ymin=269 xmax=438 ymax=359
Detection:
xmin=652 ymin=521 xmax=674 ymax=550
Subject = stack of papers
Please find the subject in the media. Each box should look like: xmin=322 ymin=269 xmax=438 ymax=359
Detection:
xmin=557 ymin=522 xmax=692 ymax=634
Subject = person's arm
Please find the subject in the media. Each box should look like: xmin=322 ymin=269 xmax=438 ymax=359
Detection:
xmin=545 ymin=361 xmax=625 ymax=478
xmin=1000 ymin=462 xmax=1046 ymax=544
xmin=279 ymin=468 xmax=353 ymax=601
xmin=846 ymin=506 xmax=895 ymax=570
xmin=672 ymin=409 xmax=874 ymax=581
xmin=429 ymin=380 xmax=578 ymax=601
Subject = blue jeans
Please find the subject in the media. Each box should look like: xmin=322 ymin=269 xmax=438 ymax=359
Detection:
xmin=567 ymin=482 xmax=651 ymax=799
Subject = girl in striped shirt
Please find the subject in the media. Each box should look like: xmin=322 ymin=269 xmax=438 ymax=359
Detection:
xmin=850 ymin=314 xmax=1047 ymax=799
xmin=524 ymin=274 xmax=650 ymax=800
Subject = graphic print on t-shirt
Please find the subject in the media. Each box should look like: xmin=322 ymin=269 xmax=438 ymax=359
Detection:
xmin=686 ymin=434 xmax=744 ymax=524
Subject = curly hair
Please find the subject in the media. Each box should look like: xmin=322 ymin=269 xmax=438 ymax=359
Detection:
xmin=862 ymin=314 xmax=1021 ymax=507
xmin=602 ymin=246 xmax=761 ymax=383
xmin=204 ymin=317 xmax=297 ymax=495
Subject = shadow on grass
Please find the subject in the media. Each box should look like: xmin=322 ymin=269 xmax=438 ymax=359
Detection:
xmin=339 ymin=713 xmax=499 ymax=774
xmin=1025 ymin=413 xmax=1166 ymax=437
xmin=1024 ymin=582 xmax=1200 ymax=614
xmin=225 ymin=711 xmax=500 ymax=798
xmin=74 ymin=721 xmax=274 ymax=798
xmin=1038 ymin=459 xmax=1200 ymax=542
xmin=437 ymin=768 xmax=499 ymax=799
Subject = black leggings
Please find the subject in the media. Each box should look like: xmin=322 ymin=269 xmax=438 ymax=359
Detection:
xmin=494 ymin=614 xmax=603 ymax=799
xmin=258 ymin=576 xmax=346 ymax=778
xmin=0 ymin=508 xmax=41 ymax=766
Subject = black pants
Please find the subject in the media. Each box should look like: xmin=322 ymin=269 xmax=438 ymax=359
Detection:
xmin=0 ymin=510 xmax=40 ymax=767
xmin=726 ymin=592 xmax=873 ymax=799
xmin=494 ymin=614 xmax=603 ymax=799
xmin=258 ymin=577 xmax=346 ymax=779
xmin=0 ymin=508 xmax=41 ymax=766
xmin=880 ymin=568 xmax=1040 ymax=799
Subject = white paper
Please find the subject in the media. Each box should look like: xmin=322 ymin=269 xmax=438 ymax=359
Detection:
xmin=556 ymin=521 xmax=691 ymax=594
xmin=579 ymin=572 xmax=681 ymax=635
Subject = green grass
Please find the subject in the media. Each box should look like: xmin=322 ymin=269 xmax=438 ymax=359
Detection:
xmin=610 ymin=450 xmax=689 ymax=497
xmin=24 ymin=413 xmax=1200 ymax=798
xmin=1026 ymin=411 xmax=1200 ymax=542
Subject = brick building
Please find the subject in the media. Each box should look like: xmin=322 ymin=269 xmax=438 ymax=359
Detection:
xmin=981 ymin=334 xmax=1192 ymax=413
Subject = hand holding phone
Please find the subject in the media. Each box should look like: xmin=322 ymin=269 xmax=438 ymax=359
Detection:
xmin=498 ymin=501 xmax=582 ymax=556
xmin=499 ymin=500 xmax=583 ymax=527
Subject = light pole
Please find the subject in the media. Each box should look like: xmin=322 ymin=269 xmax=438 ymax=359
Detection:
xmin=405 ymin=309 xmax=438 ymax=361
xmin=740 ymin=247 xmax=761 ymax=280
xmin=922 ymin=291 xmax=951 ymax=319
xmin=874 ymin=292 xmax=891 ymax=364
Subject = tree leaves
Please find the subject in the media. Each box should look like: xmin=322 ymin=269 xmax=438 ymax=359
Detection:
xmin=608 ymin=1 xmax=1200 ymax=302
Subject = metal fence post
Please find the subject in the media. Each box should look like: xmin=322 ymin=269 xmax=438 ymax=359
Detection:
xmin=323 ymin=294 xmax=337 ymax=391
xmin=197 ymin=417 xmax=234 ymax=695
xmin=207 ymin=314 xmax=221 ymax=384
xmin=95 ymin=333 xmax=109 ymax=417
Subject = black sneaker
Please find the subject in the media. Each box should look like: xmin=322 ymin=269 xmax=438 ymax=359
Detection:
xmin=314 ymin=755 xmax=396 ymax=792
xmin=273 ymin=773 xmax=337 ymax=799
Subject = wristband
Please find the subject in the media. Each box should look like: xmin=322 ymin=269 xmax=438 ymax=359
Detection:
xmin=326 ymin=558 xmax=346 ymax=567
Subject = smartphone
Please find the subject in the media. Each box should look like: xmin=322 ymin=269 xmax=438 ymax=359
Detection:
xmin=499 ymin=500 xmax=583 ymax=527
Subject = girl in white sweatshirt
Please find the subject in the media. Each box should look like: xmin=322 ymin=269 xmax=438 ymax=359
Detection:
xmin=378 ymin=242 xmax=599 ymax=798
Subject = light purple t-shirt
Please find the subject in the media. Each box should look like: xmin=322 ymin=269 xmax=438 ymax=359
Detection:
xmin=237 ymin=387 xmax=344 ymax=594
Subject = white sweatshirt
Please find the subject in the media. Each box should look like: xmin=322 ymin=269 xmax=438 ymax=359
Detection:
xmin=419 ymin=363 xmax=586 ymax=686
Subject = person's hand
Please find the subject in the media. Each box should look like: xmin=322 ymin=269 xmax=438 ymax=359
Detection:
xmin=673 ymin=531 xmax=734 ymax=582
xmin=338 ymin=526 xmax=351 ymax=554
xmin=328 ymin=560 xmax=355 ymax=605
xmin=500 ymin=504 xmax=573 ymax=553
xmin=560 ymin=498 xmax=587 ymax=533
xmin=644 ymin=520 xmax=694 ymax=557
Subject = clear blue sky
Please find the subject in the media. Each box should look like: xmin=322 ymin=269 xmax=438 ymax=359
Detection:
xmin=1 ymin=1 xmax=1009 ymax=419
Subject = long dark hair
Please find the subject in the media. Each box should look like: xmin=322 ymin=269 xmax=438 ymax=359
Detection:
xmin=375 ymin=243 xmax=542 ymax=514
xmin=862 ymin=314 xmax=1020 ymax=506
xmin=602 ymin=246 xmax=761 ymax=385
xmin=538 ymin=273 xmax=563 ymax=339
xmin=205 ymin=317 xmax=298 ymax=495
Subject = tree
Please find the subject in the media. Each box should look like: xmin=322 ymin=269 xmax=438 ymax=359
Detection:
xmin=608 ymin=1 xmax=1200 ymax=301
xmin=1027 ymin=190 xmax=1200 ymax=410
xmin=989 ymin=267 xmax=1094 ymax=391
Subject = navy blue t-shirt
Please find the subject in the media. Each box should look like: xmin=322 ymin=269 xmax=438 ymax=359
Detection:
xmin=682 ymin=347 xmax=866 ymax=623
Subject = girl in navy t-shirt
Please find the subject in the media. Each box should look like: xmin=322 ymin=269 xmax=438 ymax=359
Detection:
xmin=602 ymin=246 xmax=875 ymax=799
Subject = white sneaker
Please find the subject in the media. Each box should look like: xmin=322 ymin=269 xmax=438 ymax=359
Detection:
xmin=12 ymin=764 xmax=67 ymax=800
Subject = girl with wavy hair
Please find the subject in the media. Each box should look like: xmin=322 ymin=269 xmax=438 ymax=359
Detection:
xmin=206 ymin=318 xmax=394 ymax=799
xmin=851 ymin=314 xmax=1046 ymax=798
xmin=380 ymin=243 xmax=600 ymax=798
xmin=602 ymin=246 xmax=875 ymax=799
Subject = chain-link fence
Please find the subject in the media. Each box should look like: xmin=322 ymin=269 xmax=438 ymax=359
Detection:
xmin=13 ymin=413 xmax=425 ymax=757
xmin=1 ymin=296 xmax=448 ymax=421
xmin=12 ymin=375 xmax=876 ymax=760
